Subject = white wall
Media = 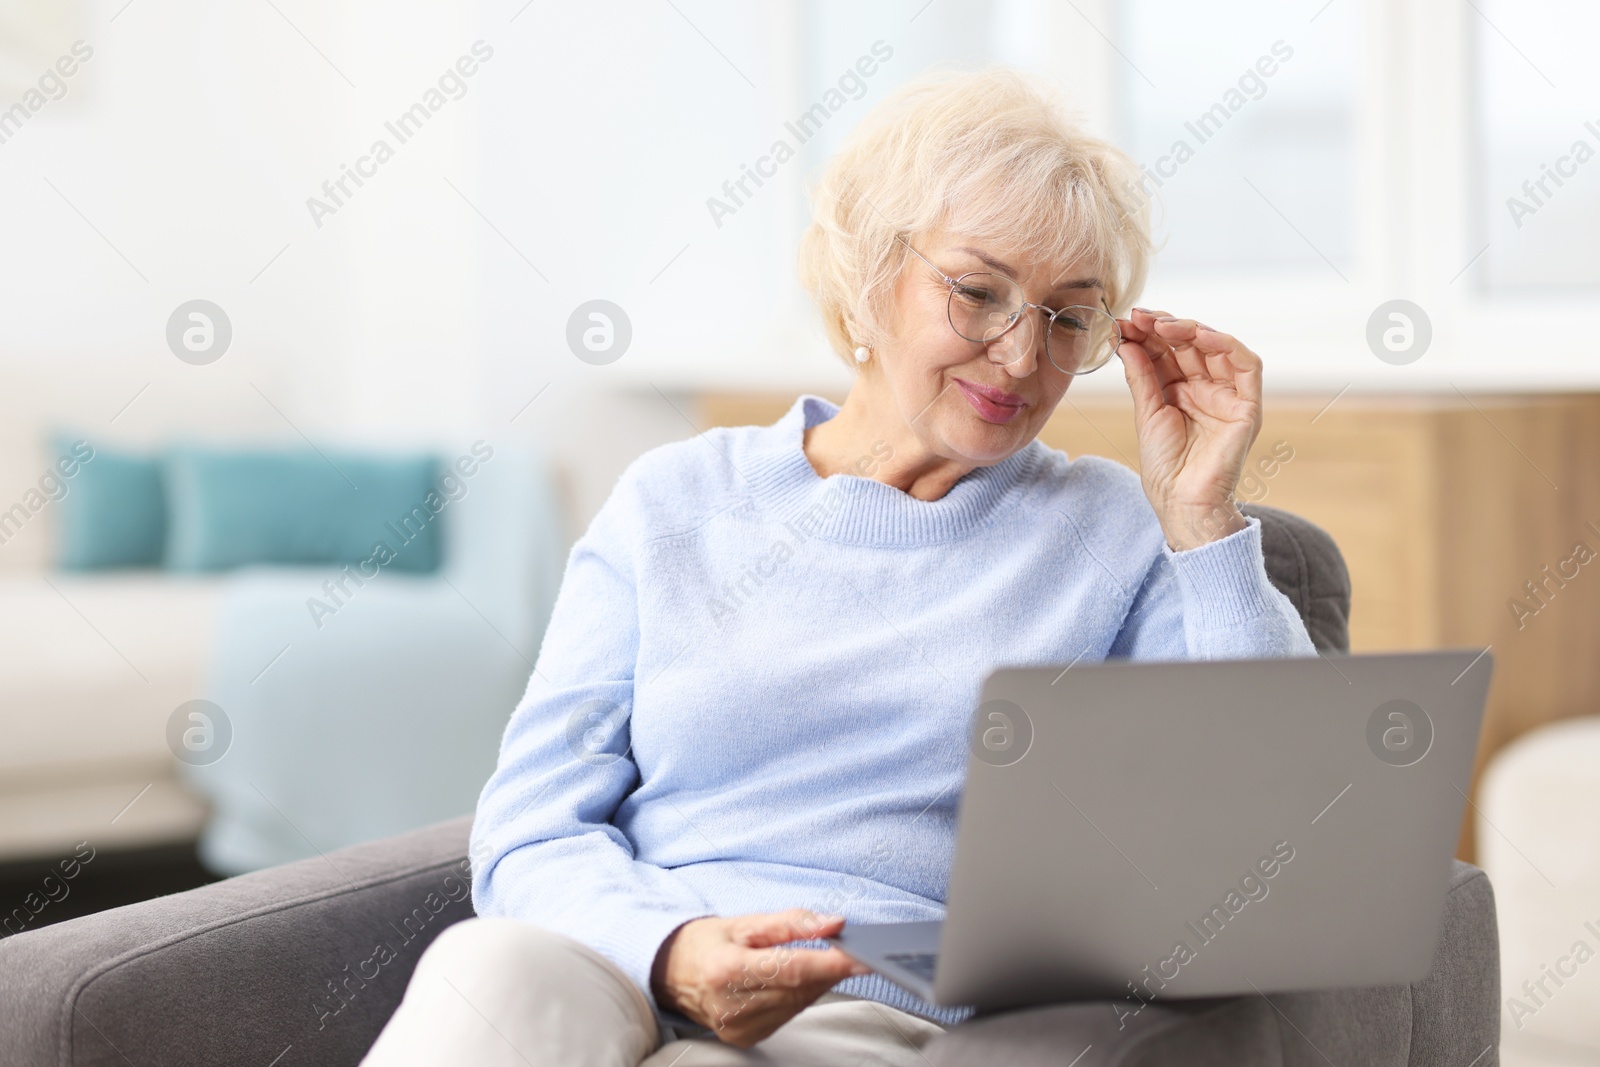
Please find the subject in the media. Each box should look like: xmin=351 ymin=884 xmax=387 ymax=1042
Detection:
xmin=0 ymin=0 xmax=676 ymax=546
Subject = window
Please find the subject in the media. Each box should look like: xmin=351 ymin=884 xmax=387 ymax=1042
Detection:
xmin=1117 ymin=0 xmax=1361 ymax=277
xmin=1473 ymin=0 xmax=1600 ymax=292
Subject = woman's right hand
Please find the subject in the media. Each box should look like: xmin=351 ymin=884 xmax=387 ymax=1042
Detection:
xmin=650 ymin=908 xmax=871 ymax=1047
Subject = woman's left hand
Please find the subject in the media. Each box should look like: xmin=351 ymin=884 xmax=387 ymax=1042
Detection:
xmin=1116 ymin=308 xmax=1264 ymax=552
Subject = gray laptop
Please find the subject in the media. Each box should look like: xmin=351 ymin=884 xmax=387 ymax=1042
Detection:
xmin=828 ymin=649 xmax=1493 ymax=1013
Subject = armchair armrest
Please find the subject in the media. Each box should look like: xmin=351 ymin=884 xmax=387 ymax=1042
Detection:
xmin=1242 ymin=502 xmax=1352 ymax=655
xmin=0 ymin=816 xmax=473 ymax=1067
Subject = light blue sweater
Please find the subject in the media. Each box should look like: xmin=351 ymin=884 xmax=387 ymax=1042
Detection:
xmin=470 ymin=393 xmax=1316 ymax=1037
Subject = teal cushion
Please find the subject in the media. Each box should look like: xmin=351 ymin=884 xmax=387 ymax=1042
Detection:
xmin=164 ymin=447 xmax=443 ymax=573
xmin=53 ymin=437 xmax=167 ymax=569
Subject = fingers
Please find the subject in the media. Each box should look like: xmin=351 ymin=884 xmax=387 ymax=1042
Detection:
xmin=1118 ymin=337 xmax=1164 ymax=425
xmin=1146 ymin=316 xmax=1211 ymax=380
xmin=735 ymin=909 xmax=863 ymax=989
xmin=1117 ymin=308 xmax=1154 ymax=342
xmin=735 ymin=907 xmax=844 ymax=948
xmin=1136 ymin=313 xmax=1262 ymax=392
xmin=768 ymin=945 xmax=868 ymax=988
xmin=1124 ymin=306 xmax=1168 ymax=335
xmin=717 ymin=944 xmax=863 ymax=999
xmin=1128 ymin=310 xmax=1187 ymax=379
xmin=1120 ymin=308 xmax=1182 ymax=419
xmin=669 ymin=910 xmax=872 ymax=1048
xmin=728 ymin=910 xmax=867 ymax=995
xmin=1171 ymin=320 xmax=1262 ymax=404
xmin=707 ymin=944 xmax=864 ymax=1046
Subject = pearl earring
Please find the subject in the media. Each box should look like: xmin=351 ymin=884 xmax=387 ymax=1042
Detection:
xmin=854 ymin=345 xmax=870 ymax=364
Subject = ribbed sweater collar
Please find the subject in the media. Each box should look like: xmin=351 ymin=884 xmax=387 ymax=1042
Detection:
xmin=740 ymin=394 xmax=1044 ymax=547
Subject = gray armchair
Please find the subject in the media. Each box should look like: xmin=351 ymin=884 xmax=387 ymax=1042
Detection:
xmin=0 ymin=505 xmax=1500 ymax=1066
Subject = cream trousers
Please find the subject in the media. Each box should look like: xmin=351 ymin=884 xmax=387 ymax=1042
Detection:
xmin=360 ymin=917 xmax=948 ymax=1066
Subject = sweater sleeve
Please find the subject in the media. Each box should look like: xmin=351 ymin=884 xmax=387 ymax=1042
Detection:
xmin=468 ymin=466 xmax=715 ymax=1018
xmin=1107 ymin=514 xmax=1318 ymax=660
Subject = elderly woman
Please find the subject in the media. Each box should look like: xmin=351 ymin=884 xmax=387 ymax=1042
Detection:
xmin=362 ymin=66 xmax=1315 ymax=1067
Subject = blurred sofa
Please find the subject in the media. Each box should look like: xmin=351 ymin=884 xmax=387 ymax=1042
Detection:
xmin=0 ymin=360 xmax=237 ymax=863
xmin=0 ymin=570 xmax=220 ymax=859
xmin=0 ymin=359 xmax=566 ymax=871
xmin=182 ymin=440 xmax=566 ymax=874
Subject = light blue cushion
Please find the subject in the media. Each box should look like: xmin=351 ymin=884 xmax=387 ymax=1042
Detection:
xmin=53 ymin=437 xmax=167 ymax=570
xmin=164 ymin=447 xmax=443 ymax=573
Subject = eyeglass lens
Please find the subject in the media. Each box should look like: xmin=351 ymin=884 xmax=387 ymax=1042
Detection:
xmin=947 ymin=272 xmax=1118 ymax=375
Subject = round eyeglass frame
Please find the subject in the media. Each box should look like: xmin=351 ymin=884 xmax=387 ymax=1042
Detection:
xmin=898 ymin=235 xmax=1122 ymax=376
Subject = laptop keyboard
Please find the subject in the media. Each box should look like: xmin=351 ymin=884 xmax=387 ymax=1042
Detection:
xmin=885 ymin=952 xmax=938 ymax=980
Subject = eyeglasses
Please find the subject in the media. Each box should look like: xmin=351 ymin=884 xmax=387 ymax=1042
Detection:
xmin=898 ymin=236 xmax=1122 ymax=376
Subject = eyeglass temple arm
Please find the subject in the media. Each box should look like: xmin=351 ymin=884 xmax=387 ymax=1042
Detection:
xmin=897 ymin=235 xmax=956 ymax=284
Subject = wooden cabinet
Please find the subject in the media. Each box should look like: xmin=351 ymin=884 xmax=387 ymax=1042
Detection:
xmin=697 ymin=391 xmax=1600 ymax=862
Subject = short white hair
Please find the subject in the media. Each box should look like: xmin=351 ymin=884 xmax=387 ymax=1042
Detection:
xmin=797 ymin=65 xmax=1152 ymax=369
